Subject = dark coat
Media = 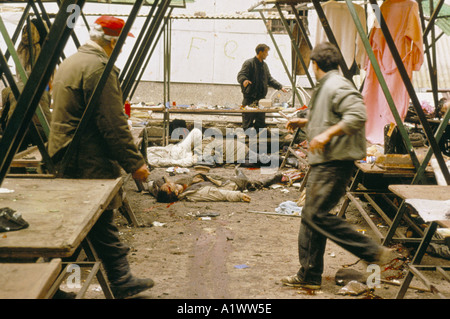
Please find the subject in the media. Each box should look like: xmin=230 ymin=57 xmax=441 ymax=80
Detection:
xmin=48 ymin=42 xmax=145 ymax=208
xmin=237 ymin=56 xmax=283 ymax=102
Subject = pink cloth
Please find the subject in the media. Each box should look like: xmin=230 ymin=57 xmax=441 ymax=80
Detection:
xmin=362 ymin=0 xmax=423 ymax=145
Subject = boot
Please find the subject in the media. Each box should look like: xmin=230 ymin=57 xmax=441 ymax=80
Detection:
xmin=110 ymin=276 xmax=155 ymax=299
xmin=104 ymin=256 xmax=154 ymax=299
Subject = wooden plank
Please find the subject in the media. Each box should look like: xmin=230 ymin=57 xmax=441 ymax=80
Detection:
xmin=247 ymin=210 xmax=302 ymax=218
xmin=0 ymin=178 xmax=123 ymax=258
xmin=389 ymin=185 xmax=450 ymax=229
xmin=11 ymin=145 xmax=42 ymax=167
xmin=355 ymin=161 xmax=434 ymax=177
xmin=132 ymin=106 xmax=290 ymax=114
xmin=388 ymin=185 xmax=450 ymax=201
xmin=0 ymin=258 xmax=61 ymax=299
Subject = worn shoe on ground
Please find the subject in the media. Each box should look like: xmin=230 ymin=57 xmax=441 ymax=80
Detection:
xmin=110 ymin=276 xmax=155 ymax=299
xmin=280 ymin=275 xmax=321 ymax=290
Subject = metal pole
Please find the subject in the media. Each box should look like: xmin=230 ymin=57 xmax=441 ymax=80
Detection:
xmin=344 ymin=0 xmax=423 ymax=175
xmin=0 ymin=50 xmax=55 ymax=175
xmin=0 ymin=16 xmax=50 ymax=138
xmin=418 ymin=0 xmax=439 ymax=121
xmin=119 ymin=0 xmax=160 ymax=84
xmin=122 ymin=0 xmax=171 ymax=102
xmin=128 ymin=20 xmax=166 ymax=100
xmin=367 ymin=0 xmax=450 ymax=185
xmin=259 ymin=10 xmax=305 ymax=106
xmin=312 ymin=0 xmax=354 ymax=83
xmin=276 ymin=3 xmax=315 ymax=88
xmin=0 ymin=0 xmax=87 ymax=186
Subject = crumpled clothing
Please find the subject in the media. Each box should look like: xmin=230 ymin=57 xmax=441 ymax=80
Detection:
xmin=180 ymin=185 xmax=244 ymax=202
xmin=275 ymin=201 xmax=303 ymax=215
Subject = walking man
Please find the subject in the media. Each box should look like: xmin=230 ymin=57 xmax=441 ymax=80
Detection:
xmin=282 ymin=42 xmax=396 ymax=290
xmin=48 ymin=16 xmax=153 ymax=298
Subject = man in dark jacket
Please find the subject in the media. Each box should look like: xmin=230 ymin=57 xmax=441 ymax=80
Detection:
xmin=48 ymin=16 xmax=152 ymax=299
xmin=237 ymin=44 xmax=286 ymax=131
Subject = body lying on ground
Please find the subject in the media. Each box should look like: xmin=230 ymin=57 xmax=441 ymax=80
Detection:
xmin=147 ymin=168 xmax=283 ymax=203
xmin=146 ymin=127 xmax=281 ymax=168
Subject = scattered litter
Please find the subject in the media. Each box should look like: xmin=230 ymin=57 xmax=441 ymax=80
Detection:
xmin=234 ymin=264 xmax=249 ymax=269
xmin=335 ymin=268 xmax=366 ymax=286
xmin=280 ymin=189 xmax=290 ymax=193
xmin=292 ymin=183 xmax=302 ymax=188
xmin=91 ymin=285 xmax=102 ymax=292
xmin=199 ymin=217 xmax=211 ymax=221
xmin=0 ymin=188 xmax=14 ymax=194
xmin=152 ymin=221 xmax=166 ymax=227
xmin=329 ymin=252 xmax=336 ymax=258
xmin=297 ymin=288 xmax=323 ymax=296
xmin=269 ymin=184 xmax=283 ymax=189
xmin=0 ymin=207 xmax=29 ymax=233
xmin=197 ymin=212 xmax=220 ymax=218
xmin=275 ymin=201 xmax=302 ymax=216
xmin=247 ymin=210 xmax=302 ymax=218
xmin=337 ymin=280 xmax=370 ymax=296
xmin=166 ymin=167 xmax=190 ymax=175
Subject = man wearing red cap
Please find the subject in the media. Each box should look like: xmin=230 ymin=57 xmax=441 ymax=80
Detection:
xmin=48 ymin=16 xmax=153 ymax=299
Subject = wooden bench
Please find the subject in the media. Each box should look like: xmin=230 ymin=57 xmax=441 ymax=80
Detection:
xmin=0 ymin=259 xmax=61 ymax=299
xmin=0 ymin=178 xmax=124 ymax=298
xmin=388 ymin=185 xmax=450 ymax=298
xmin=338 ymin=161 xmax=436 ymax=244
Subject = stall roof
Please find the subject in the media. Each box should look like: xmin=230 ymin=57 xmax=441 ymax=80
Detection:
xmin=422 ymin=0 xmax=450 ymax=35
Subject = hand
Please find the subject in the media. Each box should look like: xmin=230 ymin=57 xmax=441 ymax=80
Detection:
xmin=242 ymin=194 xmax=251 ymax=202
xmin=443 ymin=101 xmax=450 ymax=114
xmin=285 ymin=118 xmax=308 ymax=132
xmin=243 ymin=80 xmax=252 ymax=88
xmin=132 ymin=164 xmax=150 ymax=182
xmin=309 ymin=131 xmax=331 ymax=154
xmin=281 ymin=88 xmax=288 ymax=93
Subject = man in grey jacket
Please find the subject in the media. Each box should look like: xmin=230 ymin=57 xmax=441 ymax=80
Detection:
xmin=281 ymin=42 xmax=397 ymax=290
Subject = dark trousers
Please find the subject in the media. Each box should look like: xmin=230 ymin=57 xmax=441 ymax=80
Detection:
xmin=297 ymin=161 xmax=380 ymax=284
xmin=242 ymin=97 xmax=266 ymax=131
xmin=88 ymin=209 xmax=130 ymax=282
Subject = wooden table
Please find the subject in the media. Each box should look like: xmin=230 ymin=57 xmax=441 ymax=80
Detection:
xmin=388 ymin=185 xmax=450 ymax=298
xmin=0 ymin=259 xmax=61 ymax=299
xmin=0 ymin=178 xmax=123 ymax=298
xmin=338 ymin=161 xmax=435 ymax=244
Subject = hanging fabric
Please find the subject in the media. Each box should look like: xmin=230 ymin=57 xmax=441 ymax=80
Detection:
xmin=362 ymin=0 xmax=424 ymax=145
xmin=315 ymin=0 xmax=367 ymax=72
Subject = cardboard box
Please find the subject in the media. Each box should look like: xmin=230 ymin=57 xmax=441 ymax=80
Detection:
xmin=259 ymin=99 xmax=272 ymax=109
